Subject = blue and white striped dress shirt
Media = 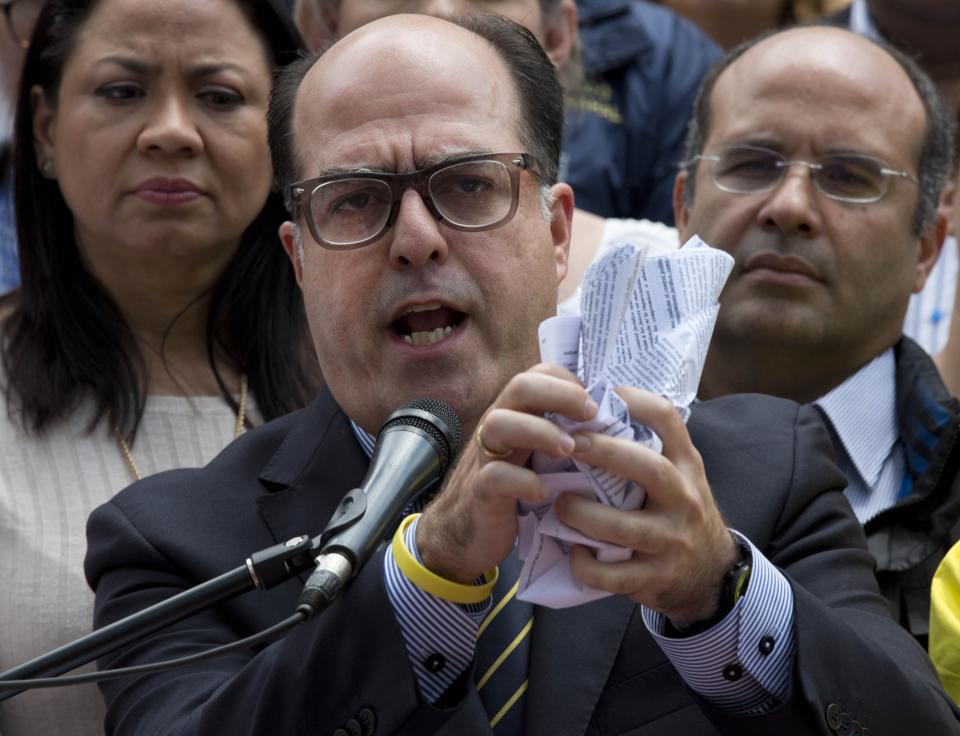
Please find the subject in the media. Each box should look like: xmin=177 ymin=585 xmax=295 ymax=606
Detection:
xmin=641 ymin=532 xmax=794 ymax=714
xmin=814 ymin=349 xmax=904 ymax=525
xmin=352 ymin=420 xmax=796 ymax=712
xmin=353 ymin=423 xmax=490 ymax=702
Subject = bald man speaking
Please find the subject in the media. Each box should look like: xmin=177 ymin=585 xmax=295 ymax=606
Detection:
xmin=85 ymin=15 xmax=959 ymax=736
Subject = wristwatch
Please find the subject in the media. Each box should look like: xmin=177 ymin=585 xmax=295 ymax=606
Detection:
xmin=666 ymin=537 xmax=752 ymax=638
xmin=718 ymin=537 xmax=753 ymax=613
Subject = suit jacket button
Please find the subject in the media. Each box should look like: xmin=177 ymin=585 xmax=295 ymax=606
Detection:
xmin=358 ymin=707 xmax=376 ymax=735
xmin=425 ymin=653 xmax=446 ymax=673
xmin=826 ymin=703 xmax=843 ymax=729
xmin=837 ymin=714 xmax=853 ymax=735
xmin=722 ymin=663 xmax=743 ymax=681
xmin=345 ymin=718 xmax=363 ymax=736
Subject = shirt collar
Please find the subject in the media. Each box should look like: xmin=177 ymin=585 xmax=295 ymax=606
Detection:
xmin=815 ymin=348 xmax=899 ymax=488
xmin=350 ymin=420 xmax=376 ymax=459
xmin=849 ymin=0 xmax=883 ymax=42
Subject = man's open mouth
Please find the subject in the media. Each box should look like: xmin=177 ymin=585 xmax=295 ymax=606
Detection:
xmin=392 ymin=303 xmax=466 ymax=346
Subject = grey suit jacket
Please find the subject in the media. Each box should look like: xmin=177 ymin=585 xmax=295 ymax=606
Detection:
xmin=85 ymin=389 xmax=960 ymax=735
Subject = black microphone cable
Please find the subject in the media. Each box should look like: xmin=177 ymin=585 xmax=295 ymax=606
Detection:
xmin=0 ymin=614 xmax=305 ymax=689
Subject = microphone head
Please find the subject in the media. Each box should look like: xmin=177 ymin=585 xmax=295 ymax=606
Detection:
xmin=378 ymin=398 xmax=462 ymax=469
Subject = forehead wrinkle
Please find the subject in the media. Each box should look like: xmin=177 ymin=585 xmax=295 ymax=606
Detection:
xmin=300 ymin=108 xmax=506 ymax=175
xmin=314 ymin=147 xmax=497 ymax=177
xmin=73 ymin=0 xmax=269 ymax=73
xmin=92 ymin=55 xmax=258 ymax=84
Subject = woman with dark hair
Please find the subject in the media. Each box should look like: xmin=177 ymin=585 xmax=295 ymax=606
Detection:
xmin=0 ymin=0 xmax=318 ymax=732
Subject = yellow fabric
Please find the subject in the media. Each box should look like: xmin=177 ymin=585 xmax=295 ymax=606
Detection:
xmin=477 ymin=579 xmax=520 ymax=637
xmin=931 ymin=540 xmax=960 ymax=703
xmin=476 ymin=618 xmax=534 ymax=690
xmin=490 ymin=680 xmax=529 ymax=728
xmin=391 ymin=514 xmax=498 ymax=604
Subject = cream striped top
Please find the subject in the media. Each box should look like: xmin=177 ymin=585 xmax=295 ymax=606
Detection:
xmin=0 ymin=392 xmax=256 ymax=736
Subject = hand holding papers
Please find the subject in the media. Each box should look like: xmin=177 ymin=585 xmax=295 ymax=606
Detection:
xmin=517 ymin=237 xmax=734 ymax=607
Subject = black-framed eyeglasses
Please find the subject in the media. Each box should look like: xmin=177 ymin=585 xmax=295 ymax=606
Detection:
xmin=686 ymin=144 xmax=918 ymax=203
xmin=288 ymin=152 xmax=544 ymax=250
xmin=1 ymin=0 xmax=41 ymax=49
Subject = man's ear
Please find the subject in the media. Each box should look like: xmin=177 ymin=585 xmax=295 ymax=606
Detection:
xmin=279 ymin=221 xmax=305 ymax=285
xmin=31 ymin=84 xmax=56 ymax=172
xmin=294 ymin=0 xmax=340 ymax=50
xmin=673 ymin=170 xmax=692 ymax=240
xmin=912 ymin=180 xmax=956 ymax=293
xmin=549 ymin=182 xmax=574 ymax=286
xmin=913 ymin=212 xmax=948 ymax=294
xmin=541 ymin=0 xmax=577 ymax=69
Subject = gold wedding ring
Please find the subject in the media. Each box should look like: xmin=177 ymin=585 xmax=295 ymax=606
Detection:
xmin=475 ymin=421 xmax=512 ymax=460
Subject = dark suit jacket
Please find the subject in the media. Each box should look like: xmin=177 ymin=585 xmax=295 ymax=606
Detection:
xmin=85 ymin=390 xmax=959 ymax=735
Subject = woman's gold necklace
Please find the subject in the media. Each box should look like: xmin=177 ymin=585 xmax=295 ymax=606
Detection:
xmin=114 ymin=374 xmax=248 ymax=482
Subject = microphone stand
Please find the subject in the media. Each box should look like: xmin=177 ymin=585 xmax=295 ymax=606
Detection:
xmin=0 ymin=478 xmax=372 ymax=701
xmin=0 ymin=533 xmax=318 ymax=701
xmin=0 ymin=397 xmax=457 ymax=701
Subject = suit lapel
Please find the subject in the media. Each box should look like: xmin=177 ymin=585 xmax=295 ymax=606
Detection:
xmin=526 ymin=593 xmax=635 ymax=735
xmin=255 ymin=389 xmax=370 ymax=582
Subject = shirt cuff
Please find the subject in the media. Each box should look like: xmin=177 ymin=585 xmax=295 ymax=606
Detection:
xmin=383 ymin=516 xmax=492 ymax=703
xmin=640 ymin=530 xmax=795 ymax=714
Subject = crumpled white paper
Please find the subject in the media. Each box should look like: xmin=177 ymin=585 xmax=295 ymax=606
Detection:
xmin=516 ymin=236 xmax=734 ymax=608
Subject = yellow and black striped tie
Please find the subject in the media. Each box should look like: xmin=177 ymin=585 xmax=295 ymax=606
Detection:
xmin=476 ymin=553 xmax=534 ymax=735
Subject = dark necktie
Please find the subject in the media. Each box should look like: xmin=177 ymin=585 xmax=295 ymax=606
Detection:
xmin=475 ymin=551 xmax=534 ymax=735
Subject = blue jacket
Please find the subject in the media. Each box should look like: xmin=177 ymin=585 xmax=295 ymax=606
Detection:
xmin=564 ymin=0 xmax=721 ymax=224
xmin=0 ymin=166 xmax=17 ymax=295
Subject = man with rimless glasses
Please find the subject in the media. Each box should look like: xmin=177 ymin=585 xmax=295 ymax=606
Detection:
xmin=679 ymin=25 xmax=960 ymax=648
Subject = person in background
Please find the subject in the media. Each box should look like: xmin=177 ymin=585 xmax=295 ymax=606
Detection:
xmin=682 ymin=25 xmax=958 ymax=646
xmin=293 ymin=0 xmax=721 ymax=225
xmin=932 ymin=538 xmax=960 ymax=703
xmin=0 ymin=0 xmax=319 ymax=733
xmin=0 ymin=0 xmax=40 ymax=293
xmin=653 ymin=0 xmax=850 ymax=49
xmin=652 ymin=0 xmax=784 ymax=48
xmin=790 ymin=0 xmax=850 ymax=20
xmin=828 ymin=0 xmax=959 ymax=113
